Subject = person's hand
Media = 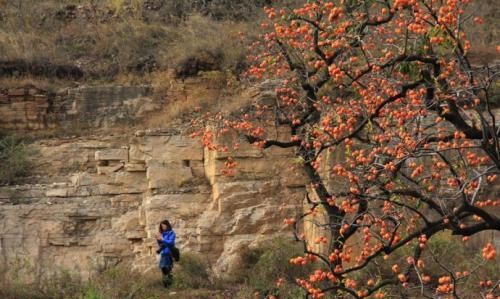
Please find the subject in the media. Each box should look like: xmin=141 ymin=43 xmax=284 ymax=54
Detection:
xmin=156 ymin=233 xmax=162 ymax=241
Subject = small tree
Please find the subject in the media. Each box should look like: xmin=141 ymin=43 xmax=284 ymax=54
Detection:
xmin=194 ymin=0 xmax=499 ymax=298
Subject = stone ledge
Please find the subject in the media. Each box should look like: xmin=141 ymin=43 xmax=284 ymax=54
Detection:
xmin=95 ymin=148 xmax=128 ymax=162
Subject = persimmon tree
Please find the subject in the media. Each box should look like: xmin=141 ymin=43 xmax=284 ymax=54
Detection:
xmin=193 ymin=0 xmax=499 ymax=298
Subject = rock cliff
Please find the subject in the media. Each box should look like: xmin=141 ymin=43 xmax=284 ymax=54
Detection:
xmin=0 ymin=80 xmax=307 ymax=281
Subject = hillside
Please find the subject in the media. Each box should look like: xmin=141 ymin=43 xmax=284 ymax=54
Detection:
xmin=0 ymin=0 xmax=269 ymax=83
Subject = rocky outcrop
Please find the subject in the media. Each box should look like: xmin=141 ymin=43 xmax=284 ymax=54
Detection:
xmin=62 ymin=85 xmax=159 ymax=127
xmin=0 ymin=125 xmax=306 ymax=280
xmin=0 ymin=87 xmax=57 ymax=130
xmin=0 ymin=85 xmax=157 ymax=130
xmin=0 ymin=71 xmax=234 ymax=131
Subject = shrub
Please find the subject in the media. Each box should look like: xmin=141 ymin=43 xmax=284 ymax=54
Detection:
xmin=174 ymin=50 xmax=224 ymax=78
xmin=188 ymin=0 xmax=270 ymax=21
xmin=0 ymin=134 xmax=31 ymax=185
xmin=82 ymin=288 xmax=103 ymax=299
xmin=167 ymin=15 xmax=256 ymax=79
xmin=172 ymin=253 xmax=211 ymax=289
xmin=141 ymin=0 xmax=269 ymax=23
xmin=0 ymin=59 xmax=83 ymax=79
xmin=0 ymin=261 xmax=83 ymax=299
xmin=350 ymin=232 xmax=499 ymax=298
xmin=235 ymin=238 xmax=313 ymax=299
xmin=37 ymin=270 xmax=83 ymax=299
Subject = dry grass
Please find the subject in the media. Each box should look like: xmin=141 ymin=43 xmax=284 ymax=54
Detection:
xmin=0 ymin=76 xmax=76 ymax=91
xmin=0 ymin=0 xmax=265 ymax=83
xmin=166 ymin=14 xmax=257 ymax=77
xmin=143 ymin=69 xmax=257 ymax=129
xmin=0 ymin=240 xmax=307 ymax=299
xmin=0 ymin=266 xmax=225 ymax=299
xmin=144 ymin=80 xmax=225 ymax=128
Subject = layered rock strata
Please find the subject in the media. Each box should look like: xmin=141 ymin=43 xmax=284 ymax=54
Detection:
xmin=0 ymin=127 xmax=306 ymax=280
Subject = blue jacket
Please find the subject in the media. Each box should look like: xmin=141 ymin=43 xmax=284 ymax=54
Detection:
xmin=157 ymin=230 xmax=176 ymax=256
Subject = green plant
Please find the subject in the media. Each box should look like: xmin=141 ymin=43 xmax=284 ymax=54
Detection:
xmin=235 ymin=238 xmax=313 ymax=299
xmin=0 ymin=258 xmax=84 ymax=299
xmin=37 ymin=269 xmax=83 ymax=299
xmin=347 ymin=232 xmax=499 ymax=298
xmin=83 ymin=288 xmax=103 ymax=299
xmin=172 ymin=253 xmax=211 ymax=289
xmin=0 ymin=134 xmax=32 ymax=185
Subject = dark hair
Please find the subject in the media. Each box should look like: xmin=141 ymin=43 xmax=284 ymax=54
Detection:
xmin=159 ymin=220 xmax=172 ymax=233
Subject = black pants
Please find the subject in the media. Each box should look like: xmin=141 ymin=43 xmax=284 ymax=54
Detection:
xmin=161 ymin=266 xmax=173 ymax=288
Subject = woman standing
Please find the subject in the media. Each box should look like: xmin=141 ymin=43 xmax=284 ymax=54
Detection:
xmin=156 ymin=219 xmax=176 ymax=288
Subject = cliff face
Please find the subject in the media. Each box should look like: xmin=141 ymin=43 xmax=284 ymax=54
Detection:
xmin=0 ymin=85 xmax=157 ymax=130
xmin=0 ymin=80 xmax=306 ymax=281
